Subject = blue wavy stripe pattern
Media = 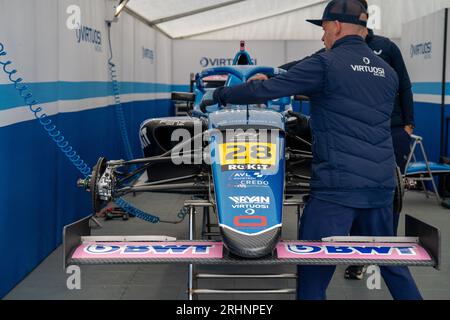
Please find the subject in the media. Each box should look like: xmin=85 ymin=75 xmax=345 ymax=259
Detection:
xmin=0 ymin=81 xmax=190 ymax=111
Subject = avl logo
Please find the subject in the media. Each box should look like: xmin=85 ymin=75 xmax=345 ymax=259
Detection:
xmin=410 ymin=42 xmax=432 ymax=59
xmin=200 ymin=57 xmax=258 ymax=68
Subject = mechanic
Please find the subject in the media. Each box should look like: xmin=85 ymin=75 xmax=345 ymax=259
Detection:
xmin=253 ymin=0 xmax=415 ymax=281
xmin=203 ymin=0 xmax=422 ymax=300
xmin=280 ymin=0 xmax=414 ymax=179
xmin=347 ymin=0 xmax=415 ymax=280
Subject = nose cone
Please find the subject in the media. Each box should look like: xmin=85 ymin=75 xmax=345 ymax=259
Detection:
xmin=221 ymin=227 xmax=281 ymax=258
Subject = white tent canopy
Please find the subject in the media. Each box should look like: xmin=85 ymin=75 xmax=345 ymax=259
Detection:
xmin=126 ymin=0 xmax=450 ymax=40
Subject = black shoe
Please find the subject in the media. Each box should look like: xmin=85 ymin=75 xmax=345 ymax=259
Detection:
xmin=344 ymin=265 xmax=365 ymax=280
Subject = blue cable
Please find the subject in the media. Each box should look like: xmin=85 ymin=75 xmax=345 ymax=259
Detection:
xmin=1 ymin=41 xmax=168 ymax=224
xmin=115 ymin=197 xmax=189 ymax=224
xmin=115 ymin=197 xmax=160 ymax=223
xmin=105 ymin=24 xmax=165 ymax=223
xmin=107 ymin=23 xmax=134 ymax=162
xmin=0 ymin=42 xmax=91 ymax=178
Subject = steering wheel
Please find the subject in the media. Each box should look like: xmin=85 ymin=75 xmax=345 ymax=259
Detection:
xmin=199 ymin=92 xmax=216 ymax=113
xmin=196 ymin=67 xmax=245 ymax=92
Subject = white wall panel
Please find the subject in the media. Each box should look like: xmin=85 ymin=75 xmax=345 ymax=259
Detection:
xmin=0 ymin=0 xmax=59 ymax=83
xmin=286 ymin=40 xmax=324 ymax=64
xmin=172 ymin=40 xmax=285 ymax=85
xmin=402 ymin=9 xmax=445 ymax=103
xmin=58 ymin=0 xmax=109 ymax=82
xmin=156 ymin=32 xmax=173 ymax=85
xmin=0 ymin=0 xmax=173 ymax=127
xmin=134 ymin=18 xmax=157 ymax=83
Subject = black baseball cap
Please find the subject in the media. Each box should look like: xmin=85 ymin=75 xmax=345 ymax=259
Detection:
xmin=307 ymin=0 xmax=368 ymax=27
xmin=358 ymin=0 xmax=368 ymax=10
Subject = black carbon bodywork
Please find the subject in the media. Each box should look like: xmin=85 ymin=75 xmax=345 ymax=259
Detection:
xmin=221 ymin=227 xmax=282 ymax=259
xmin=139 ymin=117 xmax=206 ymax=182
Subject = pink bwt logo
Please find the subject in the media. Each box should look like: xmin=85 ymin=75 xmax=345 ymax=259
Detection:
xmin=73 ymin=242 xmax=224 ymax=259
xmin=277 ymin=242 xmax=432 ymax=261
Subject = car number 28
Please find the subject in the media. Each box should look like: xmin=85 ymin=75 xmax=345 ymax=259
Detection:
xmin=219 ymin=142 xmax=276 ymax=165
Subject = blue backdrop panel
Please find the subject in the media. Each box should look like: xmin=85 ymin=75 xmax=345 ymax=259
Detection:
xmin=0 ymin=98 xmax=172 ymax=298
xmin=413 ymin=102 xmax=445 ymax=162
xmin=292 ymin=101 xmax=311 ymax=116
xmin=444 ymin=105 xmax=450 ymax=157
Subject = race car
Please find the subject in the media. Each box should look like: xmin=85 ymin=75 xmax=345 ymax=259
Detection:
xmin=80 ymin=43 xmax=317 ymax=259
xmin=66 ymin=43 xmax=439 ymax=277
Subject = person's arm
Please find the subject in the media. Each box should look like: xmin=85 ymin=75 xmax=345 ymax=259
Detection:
xmin=213 ymin=54 xmax=326 ymax=105
xmin=278 ymin=60 xmax=302 ymax=71
xmin=390 ymin=42 xmax=415 ymax=131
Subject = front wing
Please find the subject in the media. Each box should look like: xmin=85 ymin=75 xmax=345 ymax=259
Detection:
xmin=64 ymin=215 xmax=440 ymax=268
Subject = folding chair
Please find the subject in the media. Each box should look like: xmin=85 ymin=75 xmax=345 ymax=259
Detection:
xmin=404 ymin=135 xmax=442 ymax=204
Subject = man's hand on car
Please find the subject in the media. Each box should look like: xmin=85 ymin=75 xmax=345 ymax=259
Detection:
xmin=247 ymin=73 xmax=269 ymax=82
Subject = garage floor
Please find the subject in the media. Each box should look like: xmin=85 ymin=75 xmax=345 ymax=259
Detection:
xmin=4 ymin=191 xmax=450 ymax=300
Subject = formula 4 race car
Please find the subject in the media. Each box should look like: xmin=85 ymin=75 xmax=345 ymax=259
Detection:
xmin=65 ymin=43 xmax=440 ymax=290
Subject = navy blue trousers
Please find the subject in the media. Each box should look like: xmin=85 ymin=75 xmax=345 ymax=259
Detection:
xmin=297 ymin=197 xmax=422 ymax=300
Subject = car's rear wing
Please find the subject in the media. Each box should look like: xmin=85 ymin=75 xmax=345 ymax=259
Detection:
xmin=63 ymin=214 xmax=440 ymax=269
